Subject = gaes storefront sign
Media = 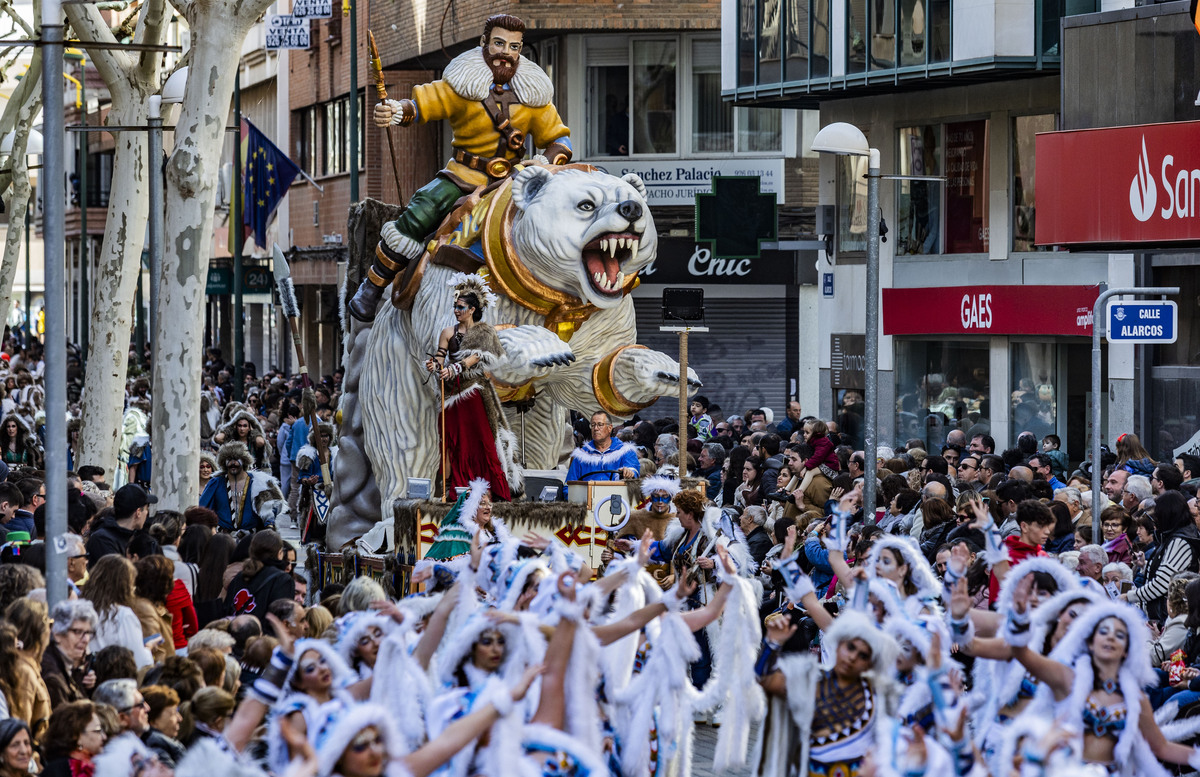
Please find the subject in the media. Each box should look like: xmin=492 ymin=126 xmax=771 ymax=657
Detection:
xmin=639 ymin=238 xmax=800 ymax=285
xmin=599 ymin=159 xmax=784 ymax=206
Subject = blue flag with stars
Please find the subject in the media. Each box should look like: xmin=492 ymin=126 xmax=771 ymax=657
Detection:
xmin=242 ymin=118 xmax=301 ymax=249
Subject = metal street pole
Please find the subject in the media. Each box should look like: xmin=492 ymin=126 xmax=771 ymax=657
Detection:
xmin=24 ymin=211 xmax=30 ymax=343
xmin=348 ymin=0 xmax=358 ymax=203
xmin=1090 ymin=285 xmax=1178 ymax=544
xmin=863 ymin=149 xmax=880 ymax=523
xmin=148 ymin=95 xmax=163 ymax=371
xmin=43 ymin=0 xmax=68 ymax=607
xmin=233 ymin=72 xmax=244 ymax=401
xmin=79 ymin=63 xmax=88 ymax=359
xmin=678 ymin=330 xmax=688 ymax=443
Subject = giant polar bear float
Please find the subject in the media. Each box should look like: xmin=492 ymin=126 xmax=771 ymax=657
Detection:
xmin=328 ymin=164 xmax=700 ymax=548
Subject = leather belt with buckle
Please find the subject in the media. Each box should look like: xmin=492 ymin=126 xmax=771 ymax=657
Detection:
xmin=454 ymin=148 xmax=515 ymax=181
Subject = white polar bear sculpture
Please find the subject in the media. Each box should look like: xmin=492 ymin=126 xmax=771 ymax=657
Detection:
xmin=328 ymin=164 xmax=700 ymax=548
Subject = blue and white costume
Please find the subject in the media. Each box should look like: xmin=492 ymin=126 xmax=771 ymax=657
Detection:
xmin=566 ymin=439 xmax=640 ymax=482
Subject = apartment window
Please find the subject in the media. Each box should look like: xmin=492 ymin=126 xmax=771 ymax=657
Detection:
xmin=295 ymin=106 xmax=318 ymax=174
xmin=848 ymin=0 xmax=867 ymax=73
xmin=589 ymin=36 xmax=782 ymax=159
xmin=896 ymin=119 xmax=989 ymax=256
xmin=692 ymin=40 xmax=732 ymax=153
xmin=87 ymin=150 xmax=113 ymax=208
xmin=897 ymin=124 xmax=941 ymax=255
xmin=760 ymin=0 xmax=783 ymax=83
xmin=837 ymin=154 xmax=869 ymax=255
xmin=1012 ymin=113 xmax=1054 ymax=252
xmin=632 ymin=41 xmax=678 ymax=155
xmin=739 ymin=0 xmax=756 ymax=86
xmin=292 ymin=93 xmax=365 ymax=177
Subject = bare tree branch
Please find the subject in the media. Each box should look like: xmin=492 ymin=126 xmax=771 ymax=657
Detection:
xmin=134 ymin=0 xmax=166 ymax=88
xmin=64 ymin=1 xmax=136 ymax=84
xmin=0 ymin=0 xmax=35 ymax=38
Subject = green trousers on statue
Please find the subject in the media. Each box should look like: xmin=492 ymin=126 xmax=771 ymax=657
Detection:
xmin=393 ymin=174 xmax=467 ymax=245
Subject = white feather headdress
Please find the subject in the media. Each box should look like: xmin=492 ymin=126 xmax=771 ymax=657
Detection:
xmin=447 ymin=272 xmax=498 ymax=311
xmin=640 ymin=475 xmax=681 ymax=498
xmin=865 ymin=535 xmax=941 ymax=601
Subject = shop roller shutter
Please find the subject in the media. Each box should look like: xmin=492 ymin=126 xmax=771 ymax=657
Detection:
xmin=632 ymin=296 xmax=790 ymax=421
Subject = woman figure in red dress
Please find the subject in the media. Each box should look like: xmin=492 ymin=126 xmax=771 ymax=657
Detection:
xmin=425 ymin=273 xmax=519 ymax=501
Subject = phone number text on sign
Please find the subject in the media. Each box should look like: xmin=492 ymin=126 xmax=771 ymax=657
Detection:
xmin=266 ymin=16 xmax=310 ymax=50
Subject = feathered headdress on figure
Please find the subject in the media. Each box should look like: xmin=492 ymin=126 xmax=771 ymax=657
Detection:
xmin=640 ymin=475 xmax=681 ymax=498
xmin=448 ymin=272 xmax=498 ymax=311
xmin=865 ymin=535 xmax=942 ymax=601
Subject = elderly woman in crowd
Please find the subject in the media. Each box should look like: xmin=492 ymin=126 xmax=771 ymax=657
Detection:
xmin=42 ymin=599 xmax=98 ymax=708
xmin=42 ymin=701 xmax=106 ymax=777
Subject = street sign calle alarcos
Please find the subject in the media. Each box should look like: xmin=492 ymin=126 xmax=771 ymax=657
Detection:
xmin=1106 ymin=300 xmax=1178 ymax=343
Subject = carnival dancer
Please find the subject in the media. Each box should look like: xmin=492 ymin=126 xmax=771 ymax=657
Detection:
xmin=607 ymin=545 xmax=763 ymax=777
xmin=296 ymin=422 xmax=336 ymax=543
xmin=943 ymin=546 xmax=1100 ymax=772
xmin=114 ymin=400 xmax=148 ymax=488
xmin=566 ymin=410 xmax=640 ymax=483
xmin=198 ymin=442 xmax=288 ymax=532
xmin=425 ymin=274 xmax=519 ymax=502
xmin=350 ymin=13 xmax=572 ymax=321
xmin=213 ymin=409 xmax=274 ymax=472
xmin=754 ymin=608 xmax=899 ymax=777
xmin=1003 ymin=577 xmax=1200 ymax=775
xmin=635 ymin=491 xmax=754 ymax=690
xmin=424 ymin=479 xmax=512 ymax=563
xmin=823 ymin=486 xmax=942 ymax=609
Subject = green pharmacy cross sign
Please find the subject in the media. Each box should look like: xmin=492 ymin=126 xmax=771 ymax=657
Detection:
xmin=694 ymin=176 xmax=777 ymax=260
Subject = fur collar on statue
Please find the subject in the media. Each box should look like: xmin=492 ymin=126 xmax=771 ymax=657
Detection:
xmin=442 ymin=48 xmax=554 ymax=107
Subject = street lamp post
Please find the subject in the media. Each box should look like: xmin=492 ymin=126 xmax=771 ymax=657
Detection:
xmin=810 ymin=123 xmax=881 ymax=522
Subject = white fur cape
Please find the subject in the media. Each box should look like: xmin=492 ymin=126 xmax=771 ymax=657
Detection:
xmin=442 ymin=47 xmax=554 ymax=107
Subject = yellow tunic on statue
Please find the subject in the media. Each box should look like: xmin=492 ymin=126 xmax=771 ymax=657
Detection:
xmin=410 ymin=50 xmax=570 ymax=189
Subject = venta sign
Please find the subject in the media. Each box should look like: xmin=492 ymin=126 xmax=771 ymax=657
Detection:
xmin=1036 ymin=120 xmax=1200 ymax=245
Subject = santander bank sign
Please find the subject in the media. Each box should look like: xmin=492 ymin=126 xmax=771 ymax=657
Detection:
xmin=1036 ymin=120 xmax=1200 ymax=246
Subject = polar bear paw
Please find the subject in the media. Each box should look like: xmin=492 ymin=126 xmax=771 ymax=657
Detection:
xmin=612 ymin=347 xmax=702 ymax=403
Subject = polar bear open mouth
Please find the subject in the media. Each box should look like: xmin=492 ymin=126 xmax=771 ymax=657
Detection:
xmin=582 ymin=231 xmax=640 ymax=296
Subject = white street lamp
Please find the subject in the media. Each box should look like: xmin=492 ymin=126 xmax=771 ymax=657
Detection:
xmin=0 ymin=128 xmax=45 ymax=155
xmin=811 ymin=122 xmax=882 ymax=522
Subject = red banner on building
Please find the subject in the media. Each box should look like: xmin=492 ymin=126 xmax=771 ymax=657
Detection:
xmin=882 ymin=285 xmax=1099 ymax=336
xmin=1036 ymin=120 xmax=1200 ymax=246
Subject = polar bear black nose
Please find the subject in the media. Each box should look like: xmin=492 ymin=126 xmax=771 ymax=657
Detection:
xmin=617 ymin=200 xmax=642 ymax=223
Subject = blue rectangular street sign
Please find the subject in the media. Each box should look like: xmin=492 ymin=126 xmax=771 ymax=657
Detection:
xmin=822 ymin=272 xmax=834 ymax=298
xmin=1106 ymin=300 xmax=1177 ymax=344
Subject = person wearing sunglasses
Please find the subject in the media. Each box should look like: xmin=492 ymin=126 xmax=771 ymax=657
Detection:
xmin=423 ymin=273 xmax=517 ymax=501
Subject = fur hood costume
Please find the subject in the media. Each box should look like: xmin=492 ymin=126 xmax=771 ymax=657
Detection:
xmin=1033 ymin=601 xmax=1166 ymax=777
xmin=865 ymin=534 xmax=941 ymax=601
xmin=423 ymin=478 xmax=512 ymax=562
xmin=752 ymin=611 xmax=900 ymax=777
xmin=199 ymin=441 xmax=288 ymax=531
xmin=313 ymin=703 xmax=413 ymax=777
xmin=442 ymin=47 xmax=554 ymax=107
xmin=296 ymin=422 xmax=336 ymax=473
xmin=215 ymin=409 xmax=274 ymax=469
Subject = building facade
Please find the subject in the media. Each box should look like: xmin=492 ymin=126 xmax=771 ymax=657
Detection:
xmin=284 ymin=0 xmax=824 ymax=417
xmin=722 ymin=0 xmax=1171 ymax=464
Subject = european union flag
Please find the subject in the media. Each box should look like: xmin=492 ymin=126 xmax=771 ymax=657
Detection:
xmin=242 ymin=119 xmax=300 ymax=249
